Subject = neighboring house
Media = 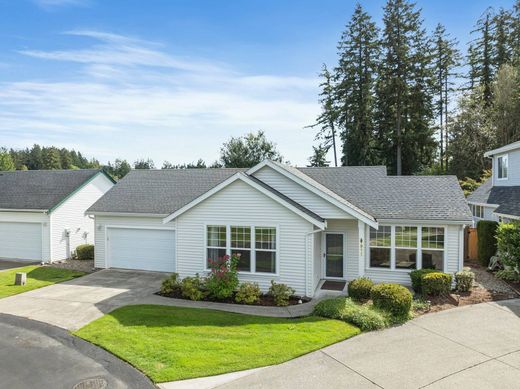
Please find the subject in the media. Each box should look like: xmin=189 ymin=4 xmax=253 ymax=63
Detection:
xmin=87 ymin=161 xmax=471 ymax=297
xmin=467 ymin=140 xmax=520 ymax=224
xmin=0 ymin=169 xmax=115 ymax=262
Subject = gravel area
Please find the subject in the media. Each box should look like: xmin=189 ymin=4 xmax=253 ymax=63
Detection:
xmin=47 ymin=259 xmax=97 ymax=274
xmin=465 ymin=262 xmax=518 ymax=295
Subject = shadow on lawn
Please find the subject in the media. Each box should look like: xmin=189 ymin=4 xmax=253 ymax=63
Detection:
xmin=25 ymin=266 xmax=84 ymax=282
xmin=105 ymin=304 xmax=329 ymax=329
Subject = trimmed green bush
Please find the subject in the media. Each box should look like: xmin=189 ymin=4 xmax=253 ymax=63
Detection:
xmin=410 ymin=269 xmax=438 ymax=293
xmin=235 ymin=282 xmax=261 ymax=304
xmin=496 ymin=222 xmax=520 ymax=272
xmin=268 ymin=281 xmax=294 ymax=307
xmin=455 ymin=270 xmax=474 ymax=292
xmin=477 ymin=220 xmax=498 ymax=266
xmin=371 ymin=283 xmax=412 ymax=318
xmin=313 ymin=297 xmax=348 ymax=319
xmin=422 ymin=272 xmax=452 ymax=296
xmin=181 ymin=275 xmax=206 ymax=301
xmin=348 ymin=277 xmax=374 ymax=302
xmin=75 ymin=244 xmax=94 ymax=260
xmin=160 ymin=273 xmax=181 ymax=295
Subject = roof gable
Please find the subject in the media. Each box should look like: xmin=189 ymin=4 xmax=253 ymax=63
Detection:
xmin=0 ymin=169 xmax=108 ymax=212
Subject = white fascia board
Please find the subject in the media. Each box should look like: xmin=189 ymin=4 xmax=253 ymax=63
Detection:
xmin=494 ymin=212 xmax=520 ymax=220
xmin=377 ymin=218 xmax=471 ymax=226
xmin=0 ymin=208 xmax=47 ymax=213
xmin=162 ymin=172 xmax=326 ymax=229
xmin=484 ymin=141 xmax=520 ymax=157
xmin=86 ymin=211 xmax=168 ymax=218
xmin=466 ymin=201 xmax=499 ymax=208
xmin=247 ymin=160 xmax=378 ymax=228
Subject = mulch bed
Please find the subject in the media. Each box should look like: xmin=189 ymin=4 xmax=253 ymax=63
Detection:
xmin=414 ymin=261 xmax=519 ymax=315
xmin=46 ymin=259 xmax=98 ymax=274
xmin=157 ymin=290 xmax=311 ymax=307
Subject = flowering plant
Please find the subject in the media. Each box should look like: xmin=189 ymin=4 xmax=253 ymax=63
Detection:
xmin=206 ymin=253 xmax=240 ymax=300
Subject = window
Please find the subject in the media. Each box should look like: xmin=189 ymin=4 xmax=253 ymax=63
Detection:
xmin=421 ymin=227 xmax=444 ymax=270
xmin=231 ymin=226 xmax=251 ymax=271
xmin=497 ymin=155 xmax=508 ymax=179
xmin=472 ymin=205 xmax=484 ymax=219
xmin=206 ymin=225 xmax=277 ymax=274
xmin=368 ymin=225 xmax=445 ymax=272
xmin=255 ymin=227 xmax=276 ymax=273
xmin=369 ymin=226 xmax=391 ymax=268
xmin=207 ymin=225 xmax=226 ymax=267
xmin=395 ymin=226 xmax=417 ymax=269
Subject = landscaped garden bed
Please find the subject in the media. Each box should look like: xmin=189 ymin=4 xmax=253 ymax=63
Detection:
xmin=74 ymin=304 xmax=359 ymax=383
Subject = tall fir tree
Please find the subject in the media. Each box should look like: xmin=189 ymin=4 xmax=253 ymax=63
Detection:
xmin=308 ymin=64 xmax=339 ymax=166
xmin=471 ymin=9 xmax=495 ymax=107
xmin=335 ymin=3 xmax=379 ymax=166
xmin=493 ymin=8 xmax=514 ymax=68
xmin=374 ymin=0 xmax=436 ymax=175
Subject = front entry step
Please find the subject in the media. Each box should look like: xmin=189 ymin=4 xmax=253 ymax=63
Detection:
xmin=321 ymin=280 xmax=346 ymax=291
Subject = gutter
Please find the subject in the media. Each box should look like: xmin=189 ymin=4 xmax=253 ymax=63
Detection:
xmin=0 ymin=208 xmax=48 ymax=213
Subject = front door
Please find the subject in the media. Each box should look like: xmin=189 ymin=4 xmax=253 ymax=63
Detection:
xmin=325 ymin=233 xmax=344 ymax=278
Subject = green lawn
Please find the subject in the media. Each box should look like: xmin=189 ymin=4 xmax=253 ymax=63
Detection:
xmin=75 ymin=304 xmax=359 ymax=383
xmin=0 ymin=265 xmax=85 ymax=298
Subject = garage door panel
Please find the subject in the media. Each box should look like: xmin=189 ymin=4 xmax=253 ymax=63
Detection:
xmin=0 ymin=222 xmax=42 ymax=261
xmin=108 ymin=228 xmax=175 ymax=272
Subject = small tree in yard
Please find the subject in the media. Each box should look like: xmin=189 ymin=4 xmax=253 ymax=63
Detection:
xmin=205 ymin=254 xmax=240 ymax=300
xmin=496 ymin=222 xmax=520 ymax=274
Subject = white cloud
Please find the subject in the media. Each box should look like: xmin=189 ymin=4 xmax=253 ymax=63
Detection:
xmin=1 ymin=30 xmax=321 ymax=165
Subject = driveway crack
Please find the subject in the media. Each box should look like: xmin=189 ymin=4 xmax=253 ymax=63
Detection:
xmin=319 ymin=350 xmax=384 ymax=388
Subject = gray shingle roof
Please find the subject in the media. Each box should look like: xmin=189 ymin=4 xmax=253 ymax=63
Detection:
xmin=0 ymin=169 xmax=103 ymax=211
xmin=466 ymin=179 xmax=493 ymax=204
xmin=88 ymin=168 xmax=246 ymax=215
xmin=88 ymin=164 xmax=472 ymax=222
xmin=468 ymin=180 xmax=520 ymax=217
xmin=299 ymin=168 xmax=472 ymax=221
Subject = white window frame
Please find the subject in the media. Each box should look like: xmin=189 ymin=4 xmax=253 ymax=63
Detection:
xmin=367 ymin=224 xmax=447 ymax=273
xmin=368 ymin=225 xmax=392 ymax=270
xmin=471 ymin=204 xmax=484 ymax=219
xmin=394 ymin=226 xmax=418 ymax=270
xmin=497 ymin=154 xmax=508 ymax=180
xmin=204 ymin=223 xmax=279 ymax=276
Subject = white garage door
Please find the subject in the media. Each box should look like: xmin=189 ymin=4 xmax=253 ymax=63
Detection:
xmin=0 ymin=222 xmax=42 ymax=261
xmin=107 ymin=228 xmax=175 ymax=272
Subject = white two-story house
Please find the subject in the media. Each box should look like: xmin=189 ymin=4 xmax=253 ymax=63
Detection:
xmin=467 ymin=140 xmax=520 ymax=223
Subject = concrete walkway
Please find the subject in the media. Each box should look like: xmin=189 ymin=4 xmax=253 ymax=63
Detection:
xmin=167 ymin=299 xmax=520 ymax=389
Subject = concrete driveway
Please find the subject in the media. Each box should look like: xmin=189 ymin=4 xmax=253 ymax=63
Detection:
xmin=0 ymin=269 xmax=166 ymax=330
xmin=217 ymin=299 xmax=520 ymax=389
xmin=0 ymin=313 xmax=154 ymax=389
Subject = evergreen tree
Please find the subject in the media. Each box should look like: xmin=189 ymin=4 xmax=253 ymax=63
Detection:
xmin=28 ymin=144 xmax=43 ymax=170
xmin=307 ymin=64 xmax=339 ymax=166
xmin=59 ymin=148 xmax=73 ymax=169
xmin=492 ymin=64 xmax=520 ymax=145
xmin=374 ymin=0 xmax=436 ymax=175
xmin=134 ymin=158 xmax=155 ymax=169
xmin=513 ymin=0 xmax=520 ymax=65
xmin=335 ymin=3 xmax=379 ymax=166
xmin=308 ymin=146 xmax=330 ymax=167
xmin=432 ymin=24 xmax=460 ymax=171
xmin=493 ymin=8 xmax=514 ymax=68
xmin=42 ymin=147 xmax=62 ymax=170
xmin=219 ymin=131 xmax=283 ymax=168
xmin=106 ymin=159 xmax=132 ymax=179
xmin=471 ymin=9 xmax=495 ymax=106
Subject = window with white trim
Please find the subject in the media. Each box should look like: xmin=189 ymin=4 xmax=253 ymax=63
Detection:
xmin=369 ymin=226 xmax=391 ymax=268
xmin=368 ymin=226 xmax=445 ymax=271
xmin=421 ymin=227 xmax=444 ymax=270
xmin=207 ymin=225 xmax=226 ymax=268
xmin=497 ymin=155 xmax=508 ymax=179
xmin=472 ymin=205 xmax=484 ymax=218
xmin=206 ymin=225 xmax=277 ymax=274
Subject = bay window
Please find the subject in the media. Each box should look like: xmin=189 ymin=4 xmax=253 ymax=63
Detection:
xmin=206 ymin=225 xmax=277 ymax=274
xmin=368 ymin=225 xmax=445 ymax=271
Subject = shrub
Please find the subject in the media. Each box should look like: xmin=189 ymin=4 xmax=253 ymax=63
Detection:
xmin=313 ymin=297 xmax=348 ymax=319
xmin=348 ymin=277 xmax=374 ymax=302
xmin=235 ymin=282 xmax=261 ymax=304
xmin=410 ymin=269 xmax=438 ymax=293
xmin=496 ymin=269 xmax=520 ymax=281
xmin=268 ymin=281 xmax=295 ymax=307
xmin=205 ymin=254 xmax=239 ymax=300
xmin=160 ymin=273 xmax=181 ymax=295
xmin=313 ymin=297 xmax=389 ymax=331
xmin=496 ymin=222 xmax=520 ymax=273
xmin=477 ymin=220 xmax=498 ymax=266
xmin=181 ymin=275 xmax=206 ymax=301
xmin=371 ymin=283 xmax=412 ymax=318
xmin=422 ymin=272 xmax=452 ymax=296
xmin=411 ymin=297 xmax=431 ymax=313
xmin=455 ymin=270 xmax=474 ymax=292
xmin=75 ymin=244 xmax=94 ymax=260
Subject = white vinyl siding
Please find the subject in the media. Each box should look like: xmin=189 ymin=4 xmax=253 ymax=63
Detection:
xmin=50 ymin=173 xmax=114 ymax=260
xmin=94 ymin=216 xmax=175 ymax=268
xmin=253 ymin=166 xmax=352 ymax=219
xmin=0 ymin=212 xmax=50 ymax=261
xmin=176 ymin=179 xmax=314 ymax=296
xmin=107 ymin=227 xmax=175 ymax=272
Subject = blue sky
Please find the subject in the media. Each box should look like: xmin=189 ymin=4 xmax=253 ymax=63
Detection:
xmin=0 ymin=0 xmax=515 ymax=166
